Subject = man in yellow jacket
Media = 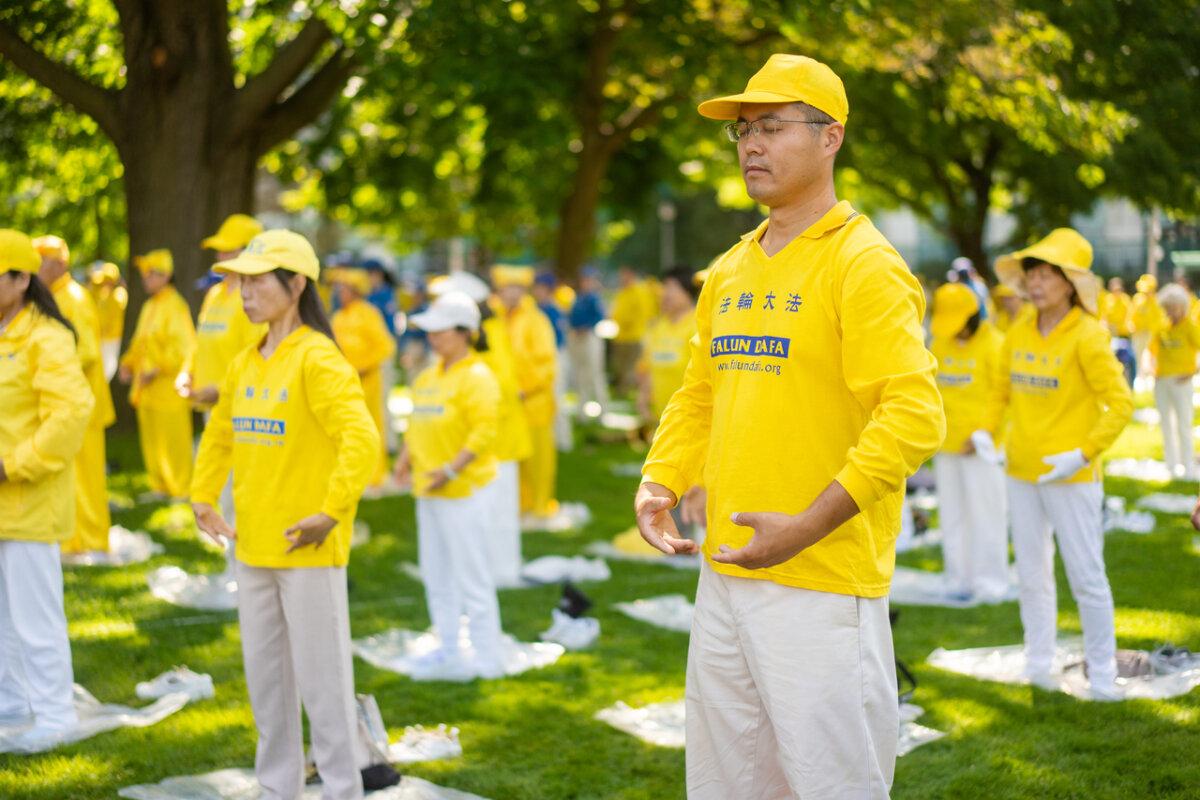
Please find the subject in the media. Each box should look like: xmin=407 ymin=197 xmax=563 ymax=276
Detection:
xmin=34 ymin=235 xmax=116 ymax=557
xmin=492 ymin=265 xmax=560 ymax=519
xmin=634 ymin=55 xmax=944 ymax=798
xmin=88 ymin=261 xmax=128 ymax=382
xmin=119 ymin=249 xmax=196 ymax=499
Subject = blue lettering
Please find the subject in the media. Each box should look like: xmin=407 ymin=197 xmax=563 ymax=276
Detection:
xmin=710 ymin=335 xmax=791 ymax=360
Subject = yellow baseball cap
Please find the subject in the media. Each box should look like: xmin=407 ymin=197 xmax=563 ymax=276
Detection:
xmin=134 ymin=249 xmax=174 ymax=277
xmin=326 ymin=266 xmax=371 ymax=295
xmin=89 ymin=261 xmax=121 ymax=285
xmin=202 ymin=214 xmax=263 ymax=251
xmin=32 ymin=234 xmax=70 ymax=264
xmin=214 ymin=229 xmax=319 ymax=281
xmin=0 ymin=229 xmax=41 ymax=274
xmin=995 ymin=228 xmax=1099 ymax=315
xmin=698 ymin=53 xmax=849 ymax=125
xmin=491 ymin=264 xmax=535 ymax=288
xmin=1136 ymin=273 xmax=1158 ymax=294
xmin=992 ymin=283 xmax=1019 ymax=299
xmin=930 ymin=283 xmax=982 ymax=339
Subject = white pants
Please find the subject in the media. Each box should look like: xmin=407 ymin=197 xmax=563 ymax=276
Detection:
xmin=1007 ymin=479 xmax=1116 ymax=688
xmin=236 ymin=562 xmax=364 ymax=800
xmin=1154 ymin=376 xmax=1195 ymax=475
xmin=686 ymin=562 xmax=896 ymax=800
xmin=380 ymin=357 xmax=398 ymax=453
xmin=416 ymin=491 xmax=502 ymax=657
xmin=933 ymin=453 xmax=1009 ymax=598
xmin=101 ymin=339 xmax=121 ymax=383
xmin=0 ymin=540 xmax=76 ymax=730
xmin=482 ymin=461 xmax=522 ymax=587
xmin=568 ymin=330 xmax=609 ymax=411
xmin=553 ymin=346 xmax=573 ymax=451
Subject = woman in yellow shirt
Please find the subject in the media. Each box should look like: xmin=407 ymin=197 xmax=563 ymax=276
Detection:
xmin=394 ymin=291 xmax=503 ymax=680
xmin=1149 ymin=284 xmax=1200 ymax=479
xmin=88 ymin=261 xmax=127 ymax=381
xmin=119 ymin=250 xmax=196 ymax=499
xmin=929 ymin=283 xmax=1009 ymax=601
xmin=975 ymin=228 xmax=1132 ymax=700
xmin=0 ymin=229 xmax=93 ymax=751
xmin=637 ymin=267 xmax=699 ymax=424
xmin=191 ymin=230 xmax=379 ymax=800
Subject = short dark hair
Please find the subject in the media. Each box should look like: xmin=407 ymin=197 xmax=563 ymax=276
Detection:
xmin=792 ymin=101 xmax=836 ymax=125
xmin=663 ymin=266 xmax=700 ymax=303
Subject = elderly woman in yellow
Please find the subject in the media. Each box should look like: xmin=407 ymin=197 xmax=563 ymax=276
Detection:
xmin=1130 ymin=273 xmax=1166 ymax=380
xmin=191 ymin=230 xmax=379 ymax=800
xmin=972 ymin=228 xmax=1132 ymax=701
xmin=0 ymin=230 xmax=93 ymax=752
xmin=33 ymin=235 xmax=116 ymax=558
xmin=393 ymin=291 xmax=504 ymax=680
xmin=88 ymin=261 xmax=127 ymax=381
xmin=329 ymin=267 xmax=395 ymax=487
xmin=119 ymin=249 xmax=196 ymax=499
xmin=492 ymin=265 xmax=560 ymax=520
xmin=929 ymin=283 xmax=1009 ymax=602
xmin=1149 ymin=284 xmax=1200 ymax=480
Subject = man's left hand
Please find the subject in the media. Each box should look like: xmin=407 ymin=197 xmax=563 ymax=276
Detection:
xmin=284 ymin=513 xmax=338 ymax=553
xmin=712 ymin=511 xmax=817 ymax=570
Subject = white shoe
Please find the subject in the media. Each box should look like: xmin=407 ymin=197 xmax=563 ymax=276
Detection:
xmin=409 ymin=648 xmax=471 ymax=682
xmin=6 ymin=722 xmax=72 ymax=753
xmin=470 ymin=651 xmax=507 ymax=680
xmin=1090 ymin=682 xmax=1124 ymax=702
xmin=135 ymin=667 xmax=215 ymax=701
xmin=1025 ymin=671 xmax=1059 ymax=692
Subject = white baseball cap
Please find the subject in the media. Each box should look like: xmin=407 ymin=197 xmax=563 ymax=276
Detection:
xmin=410 ymin=290 xmax=482 ymax=333
xmin=431 ymin=270 xmax=491 ymax=304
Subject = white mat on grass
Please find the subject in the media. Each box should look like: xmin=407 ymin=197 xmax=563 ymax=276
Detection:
xmin=119 ymin=773 xmax=487 ymax=800
xmin=927 ymin=639 xmax=1200 ymax=701
xmin=61 ymin=526 xmax=165 ymax=567
xmin=584 ymin=541 xmax=702 ymax=570
xmin=614 ymin=595 xmax=694 ymax=633
xmin=1105 ymin=458 xmax=1196 ymax=483
xmin=398 ymin=556 xmax=610 ymax=589
xmin=0 ymin=685 xmax=190 ymax=754
xmin=889 ymin=566 xmax=1018 ymax=608
xmin=352 ymin=627 xmax=564 ymax=682
xmin=595 ymin=699 xmax=943 ymax=756
xmin=521 ymin=502 xmax=592 ymax=533
xmin=895 ymin=528 xmax=943 ymax=553
xmin=609 ymin=462 xmax=645 ymax=478
xmin=388 ymin=724 xmax=463 ymax=764
xmin=1136 ymin=493 xmax=1197 ymax=515
xmin=147 ymin=566 xmax=238 ymax=611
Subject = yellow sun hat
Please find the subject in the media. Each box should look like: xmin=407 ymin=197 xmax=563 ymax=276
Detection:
xmin=490 ymin=264 xmax=535 ymax=288
xmin=32 ymin=234 xmax=70 ymax=265
xmin=930 ymin=283 xmax=983 ymax=339
xmin=994 ymin=228 xmax=1099 ymax=315
xmin=0 ymin=229 xmax=41 ymax=274
xmin=134 ymin=249 xmax=174 ymax=277
xmin=1136 ymin=273 xmax=1158 ymax=294
xmin=326 ymin=266 xmax=372 ymax=296
xmin=201 ymin=214 xmax=263 ymax=252
xmin=697 ymin=53 xmax=849 ymax=125
xmin=214 ymin=230 xmax=319 ymax=281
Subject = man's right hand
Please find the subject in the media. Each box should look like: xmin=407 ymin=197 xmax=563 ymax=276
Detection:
xmin=193 ymin=502 xmax=236 ymax=546
xmin=635 ymin=481 xmax=697 ymax=555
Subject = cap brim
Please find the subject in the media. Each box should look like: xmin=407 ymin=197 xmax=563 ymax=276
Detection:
xmin=213 ymin=255 xmax=279 ymax=277
xmin=697 ymin=90 xmax=807 ymax=120
xmin=995 ymin=254 xmax=1098 ymax=315
xmin=409 ymin=310 xmax=456 ymax=333
xmin=202 ymin=235 xmax=241 ymax=251
xmin=930 ymin=310 xmax=974 ymax=339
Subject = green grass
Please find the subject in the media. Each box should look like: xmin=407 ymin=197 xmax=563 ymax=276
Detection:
xmin=2 ymin=419 xmax=1200 ymax=799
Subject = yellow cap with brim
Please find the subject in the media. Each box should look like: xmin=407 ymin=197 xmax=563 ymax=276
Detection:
xmin=202 ymin=214 xmax=263 ymax=252
xmin=326 ymin=266 xmax=371 ymax=296
xmin=89 ymin=261 xmax=121 ymax=284
xmin=214 ymin=229 xmax=319 ymax=281
xmin=32 ymin=235 xmax=70 ymax=264
xmin=0 ymin=229 xmax=41 ymax=274
xmin=995 ymin=228 xmax=1098 ymax=315
xmin=930 ymin=283 xmax=982 ymax=339
xmin=134 ymin=249 xmax=174 ymax=277
xmin=1136 ymin=273 xmax=1157 ymax=294
xmin=992 ymin=283 xmax=1019 ymax=299
xmin=697 ymin=53 xmax=849 ymax=124
xmin=491 ymin=264 xmax=535 ymax=288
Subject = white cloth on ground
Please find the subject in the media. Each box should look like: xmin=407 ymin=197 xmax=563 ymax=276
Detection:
xmin=614 ymin=595 xmax=694 ymax=633
xmin=119 ymin=772 xmax=489 ymax=800
xmin=352 ymin=626 xmax=563 ymax=682
xmin=0 ymin=685 xmax=190 ymax=754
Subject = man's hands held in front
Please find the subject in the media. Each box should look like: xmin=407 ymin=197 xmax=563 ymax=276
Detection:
xmin=634 ymin=482 xmax=699 ymax=555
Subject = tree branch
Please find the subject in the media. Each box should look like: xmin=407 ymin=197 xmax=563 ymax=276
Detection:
xmin=230 ymin=16 xmax=333 ymax=142
xmin=252 ymin=47 xmax=357 ymax=156
xmin=0 ymin=20 xmax=121 ymax=139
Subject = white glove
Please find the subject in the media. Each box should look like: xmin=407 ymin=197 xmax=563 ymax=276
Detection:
xmin=1038 ymin=448 xmax=1088 ymax=484
xmin=970 ymin=430 xmax=1001 ymax=465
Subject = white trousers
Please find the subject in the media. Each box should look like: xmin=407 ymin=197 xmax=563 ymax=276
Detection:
xmin=0 ymin=540 xmax=76 ymax=730
xmin=686 ymin=562 xmax=896 ymax=800
xmin=1154 ymin=376 xmax=1195 ymax=475
xmin=101 ymin=339 xmax=121 ymax=383
xmin=1007 ymin=479 xmax=1116 ymax=688
xmin=553 ymin=346 xmax=574 ymax=451
xmin=933 ymin=453 xmax=1009 ymax=598
xmin=235 ymin=562 xmax=364 ymax=800
xmin=567 ymin=330 xmax=609 ymax=410
xmin=482 ymin=461 xmax=522 ymax=587
xmin=416 ymin=491 xmax=502 ymax=657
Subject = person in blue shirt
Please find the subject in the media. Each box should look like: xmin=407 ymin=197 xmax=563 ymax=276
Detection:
xmin=362 ymin=257 xmax=400 ymax=335
xmin=567 ymin=267 xmax=609 ymax=416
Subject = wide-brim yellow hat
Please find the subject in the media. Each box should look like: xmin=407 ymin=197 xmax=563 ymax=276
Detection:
xmin=930 ymin=283 xmax=982 ymax=339
xmin=215 ymin=229 xmax=319 ymax=281
xmin=995 ymin=228 xmax=1099 ymax=315
xmin=325 ymin=266 xmax=372 ymax=295
xmin=202 ymin=214 xmax=263 ymax=252
xmin=992 ymin=283 xmax=1019 ymax=300
xmin=490 ymin=264 xmax=534 ymax=288
xmin=697 ymin=53 xmax=849 ymax=124
xmin=0 ymin=229 xmax=41 ymax=274
xmin=134 ymin=249 xmax=174 ymax=277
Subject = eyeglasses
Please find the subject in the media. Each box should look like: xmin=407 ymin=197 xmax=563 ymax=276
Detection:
xmin=724 ymin=118 xmax=830 ymax=142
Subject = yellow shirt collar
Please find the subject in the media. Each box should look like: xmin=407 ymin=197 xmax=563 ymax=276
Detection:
xmin=740 ymin=200 xmax=860 ymax=244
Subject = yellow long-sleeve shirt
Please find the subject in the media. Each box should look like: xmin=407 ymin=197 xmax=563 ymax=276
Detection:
xmin=1151 ymin=318 xmax=1200 ymax=378
xmin=930 ymin=322 xmax=1004 ymax=454
xmin=481 ymin=315 xmax=532 ymax=463
xmin=983 ymin=307 xmax=1132 ymax=483
xmin=642 ymin=201 xmax=945 ymax=597
xmin=406 ymin=352 xmax=500 ymax=498
xmin=121 ymin=286 xmax=196 ymax=408
xmin=50 ymin=274 xmax=114 ymax=429
xmin=92 ymin=283 xmax=128 ymax=342
xmin=496 ymin=295 xmax=557 ymax=427
xmin=611 ymin=281 xmax=654 ymax=344
xmin=331 ymin=298 xmax=395 ymax=375
xmin=191 ymin=326 xmax=380 ymax=568
xmin=0 ymin=306 xmax=93 ymax=541
xmin=1099 ymin=290 xmax=1133 ymax=337
xmin=640 ymin=312 xmax=696 ymax=420
xmin=1130 ymin=292 xmax=1166 ymax=334
xmin=188 ymin=280 xmax=266 ymax=396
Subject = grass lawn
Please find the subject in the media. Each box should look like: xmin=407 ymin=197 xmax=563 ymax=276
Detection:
xmin=2 ymin=408 xmax=1199 ymax=799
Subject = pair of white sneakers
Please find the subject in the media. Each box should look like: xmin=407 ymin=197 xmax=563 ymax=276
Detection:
xmin=408 ymin=648 xmax=505 ymax=682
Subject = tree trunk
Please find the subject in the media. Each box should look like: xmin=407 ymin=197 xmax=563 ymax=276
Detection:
xmin=554 ymin=144 xmax=614 ymax=281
